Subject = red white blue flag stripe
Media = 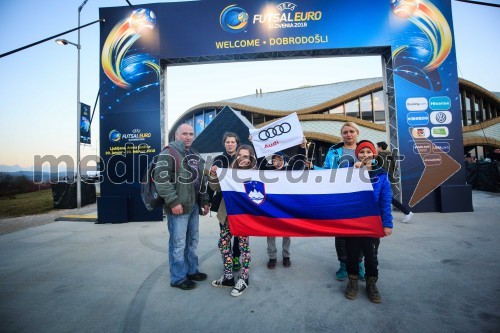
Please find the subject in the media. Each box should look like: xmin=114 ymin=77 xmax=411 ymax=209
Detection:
xmin=217 ymin=168 xmax=385 ymax=237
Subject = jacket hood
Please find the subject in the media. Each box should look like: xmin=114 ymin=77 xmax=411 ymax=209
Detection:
xmin=169 ymin=140 xmax=186 ymax=152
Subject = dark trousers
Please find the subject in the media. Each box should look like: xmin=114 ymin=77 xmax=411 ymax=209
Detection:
xmin=392 ymin=197 xmax=410 ymax=215
xmin=233 ymin=237 xmax=241 ymax=257
xmin=346 ymin=237 xmax=380 ymax=277
xmin=336 ymin=237 xmax=362 ymax=263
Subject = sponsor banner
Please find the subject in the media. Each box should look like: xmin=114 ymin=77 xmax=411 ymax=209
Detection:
xmin=123 ymin=0 xmax=391 ymax=58
xmin=429 ymin=96 xmax=451 ymax=110
xmin=430 ymin=111 xmax=452 ymax=125
xmin=407 ymin=112 xmax=429 ymax=126
xmin=217 ymin=168 xmax=385 ymax=237
xmin=80 ymin=103 xmax=91 ymax=144
xmin=411 ymin=127 xmax=430 ymax=139
xmin=390 ymin=0 xmax=466 ymax=210
xmin=406 ymin=97 xmax=428 ymax=111
xmin=433 ymin=142 xmax=450 ymax=153
xmin=431 ymin=126 xmax=449 ymax=138
xmin=249 ymin=112 xmax=303 ymax=158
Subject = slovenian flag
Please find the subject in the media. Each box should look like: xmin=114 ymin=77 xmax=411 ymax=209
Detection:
xmin=217 ymin=168 xmax=385 ymax=237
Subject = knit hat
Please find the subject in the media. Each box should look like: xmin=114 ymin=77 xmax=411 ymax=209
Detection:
xmin=355 ymin=140 xmax=377 ymax=157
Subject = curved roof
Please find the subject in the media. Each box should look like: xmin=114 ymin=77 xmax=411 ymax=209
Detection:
xmin=172 ymin=77 xmax=500 ymax=146
xmin=222 ymin=77 xmax=381 ymax=112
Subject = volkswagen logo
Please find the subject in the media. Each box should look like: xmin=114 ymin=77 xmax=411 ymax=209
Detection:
xmin=435 ymin=112 xmax=447 ymax=123
xmin=258 ymin=122 xmax=291 ymax=141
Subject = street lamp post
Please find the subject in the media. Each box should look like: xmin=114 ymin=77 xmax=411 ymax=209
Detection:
xmin=55 ymin=0 xmax=89 ymax=209
xmin=55 ymin=38 xmax=81 ymax=208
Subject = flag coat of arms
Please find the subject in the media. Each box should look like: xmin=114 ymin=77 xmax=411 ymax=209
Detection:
xmin=217 ymin=168 xmax=385 ymax=237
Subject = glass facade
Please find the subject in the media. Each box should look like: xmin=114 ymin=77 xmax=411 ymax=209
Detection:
xmin=460 ymin=88 xmax=499 ymax=126
xmin=178 ymin=83 xmax=498 ymax=141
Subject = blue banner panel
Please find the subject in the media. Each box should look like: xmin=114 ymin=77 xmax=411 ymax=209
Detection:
xmin=154 ymin=0 xmax=391 ymax=57
xmin=389 ymin=0 xmax=465 ymax=210
xmin=99 ymin=6 xmax=163 ymax=221
xmin=80 ymin=103 xmax=91 ymax=144
xmin=99 ymin=110 xmax=163 ymax=222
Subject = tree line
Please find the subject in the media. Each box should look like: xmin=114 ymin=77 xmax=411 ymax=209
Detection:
xmin=0 ymin=173 xmax=51 ymax=197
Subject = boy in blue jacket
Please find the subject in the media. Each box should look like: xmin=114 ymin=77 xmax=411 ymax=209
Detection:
xmin=345 ymin=140 xmax=393 ymax=303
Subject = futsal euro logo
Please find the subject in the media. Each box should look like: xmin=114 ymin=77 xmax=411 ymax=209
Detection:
xmin=219 ymin=5 xmax=249 ymax=33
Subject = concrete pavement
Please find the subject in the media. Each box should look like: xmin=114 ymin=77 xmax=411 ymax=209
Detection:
xmin=0 ymin=191 xmax=499 ymax=332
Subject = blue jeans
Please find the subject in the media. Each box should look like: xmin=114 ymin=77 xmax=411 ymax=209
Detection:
xmin=166 ymin=203 xmax=200 ymax=285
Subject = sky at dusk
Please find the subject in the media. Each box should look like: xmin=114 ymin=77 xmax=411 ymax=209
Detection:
xmin=0 ymin=0 xmax=499 ymax=169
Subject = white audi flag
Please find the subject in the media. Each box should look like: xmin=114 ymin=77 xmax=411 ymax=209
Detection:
xmin=249 ymin=112 xmax=304 ymax=158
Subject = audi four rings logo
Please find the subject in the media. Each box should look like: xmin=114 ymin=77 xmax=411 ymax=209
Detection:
xmin=258 ymin=122 xmax=291 ymax=140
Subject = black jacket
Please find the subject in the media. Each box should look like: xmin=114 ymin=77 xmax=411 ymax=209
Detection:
xmin=209 ymin=151 xmax=235 ymax=212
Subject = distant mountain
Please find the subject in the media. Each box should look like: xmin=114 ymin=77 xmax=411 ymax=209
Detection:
xmin=0 ymin=164 xmax=25 ymax=172
xmin=2 ymin=165 xmax=99 ymax=173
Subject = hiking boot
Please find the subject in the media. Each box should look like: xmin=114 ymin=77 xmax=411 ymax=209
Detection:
xmin=211 ymin=275 xmax=235 ymax=288
xmin=267 ymin=258 xmax=277 ymax=269
xmin=233 ymin=257 xmax=242 ymax=271
xmin=187 ymin=271 xmax=207 ymax=281
xmin=283 ymin=257 xmax=291 ymax=268
xmin=366 ymin=276 xmax=381 ymax=303
xmin=170 ymin=279 xmax=197 ymax=290
xmin=359 ymin=262 xmax=365 ymax=281
xmin=231 ymin=278 xmax=249 ymax=297
xmin=336 ymin=262 xmax=347 ymax=281
xmin=344 ymin=275 xmax=358 ymax=300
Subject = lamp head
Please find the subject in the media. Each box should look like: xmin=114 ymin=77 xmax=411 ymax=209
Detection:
xmin=55 ymin=39 xmax=69 ymax=46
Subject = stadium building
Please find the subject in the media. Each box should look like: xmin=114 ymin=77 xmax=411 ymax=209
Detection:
xmin=170 ymin=77 xmax=500 ymax=165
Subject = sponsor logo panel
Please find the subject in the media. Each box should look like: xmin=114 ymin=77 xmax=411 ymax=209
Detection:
xmin=430 ymin=111 xmax=452 ymax=125
xmin=429 ymin=96 xmax=451 ymax=110
xmin=406 ymin=97 xmax=428 ymax=111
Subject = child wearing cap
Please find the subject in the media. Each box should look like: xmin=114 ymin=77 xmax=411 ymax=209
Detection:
xmin=344 ymin=140 xmax=393 ymax=303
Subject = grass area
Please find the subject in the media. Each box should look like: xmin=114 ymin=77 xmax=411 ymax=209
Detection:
xmin=0 ymin=189 xmax=53 ymax=218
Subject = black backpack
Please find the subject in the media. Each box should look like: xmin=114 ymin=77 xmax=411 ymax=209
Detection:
xmin=141 ymin=146 xmax=181 ymax=211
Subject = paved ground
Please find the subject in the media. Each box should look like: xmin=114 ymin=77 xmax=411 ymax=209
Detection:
xmin=0 ymin=191 xmax=499 ymax=333
xmin=0 ymin=204 xmax=97 ymax=235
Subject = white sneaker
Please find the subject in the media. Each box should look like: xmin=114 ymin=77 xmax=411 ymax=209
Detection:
xmin=401 ymin=212 xmax=414 ymax=223
xmin=231 ymin=278 xmax=249 ymax=297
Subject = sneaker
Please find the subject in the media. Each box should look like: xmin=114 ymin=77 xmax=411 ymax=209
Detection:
xmin=187 ymin=271 xmax=207 ymax=281
xmin=359 ymin=262 xmax=366 ymax=281
xmin=401 ymin=212 xmax=414 ymax=223
xmin=170 ymin=279 xmax=197 ymax=290
xmin=267 ymin=258 xmax=276 ymax=269
xmin=336 ymin=262 xmax=347 ymax=281
xmin=283 ymin=257 xmax=291 ymax=268
xmin=211 ymin=275 xmax=235 ymax=288
xmin=233 ymin=257 xmax=242 ymax=271
xmin=231 ymin=278 xmax=249 ymax=297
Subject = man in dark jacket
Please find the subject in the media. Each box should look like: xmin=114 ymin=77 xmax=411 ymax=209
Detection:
xmin=154 ymin=124 xmax=210 ymax=290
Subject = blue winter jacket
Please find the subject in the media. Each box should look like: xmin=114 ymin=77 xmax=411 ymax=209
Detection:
xmin=313 ymin=143 xmax=344 ymax=170
xmin=368 ymin=168 xmax=393 ymax=229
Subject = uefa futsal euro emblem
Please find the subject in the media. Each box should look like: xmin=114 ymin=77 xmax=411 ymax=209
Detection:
xmin=220 ymin=5 xmax=249 ymax=33
xmin=109 ymin=129 xmax=121 ymax=142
